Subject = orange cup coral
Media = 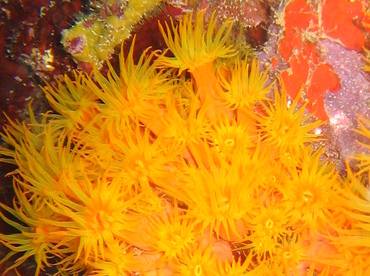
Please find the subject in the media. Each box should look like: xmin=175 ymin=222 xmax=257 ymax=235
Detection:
xmin=0 ymin=10 xmax=370 ymax=275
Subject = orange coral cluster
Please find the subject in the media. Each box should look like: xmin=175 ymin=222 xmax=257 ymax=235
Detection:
xmin=0 ymin=10 xmax=370 ymax=275
xmin=277 ymin=0 xmax=367 ymax=120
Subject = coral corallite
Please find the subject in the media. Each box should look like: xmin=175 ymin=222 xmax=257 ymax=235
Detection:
xmin=0 ymin=10 xmax=370 ymax=275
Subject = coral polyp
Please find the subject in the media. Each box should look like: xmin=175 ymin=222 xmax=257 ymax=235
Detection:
xmin=1 ymin=10 xmax=370 ymax=275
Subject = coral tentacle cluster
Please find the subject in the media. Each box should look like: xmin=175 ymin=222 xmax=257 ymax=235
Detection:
xmin=0 ymin=10 xmax=370 ymax=275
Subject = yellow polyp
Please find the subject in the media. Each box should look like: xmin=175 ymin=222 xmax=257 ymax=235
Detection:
xmin=352 ymin=116 xmax=370 ymax=178
xmin=218 ymin=218 xmax=248 ymax=242
xmin=302 ymin=190 xmax=314 ymax=202
xmin=191 ymin=61 xmax=220 ymax=99
xmin=159 ymin=10 xmax=236 ymax=74
xmin=224 ymin=138 xmax=234 ymax=148
xmin=219 ymin=57 xmax=272 ymax=112
xmin=265 ymin=219 xmax=274 ymax=229
xmin=191 ymin=61 xmax=233 ymax=120
xmin=136 ymin=105 xmax=169 ymax=135
xmin=256 ymin=82 xmax=323 ymax=157
xmin=195 ymin=265 xmax=202 ymax=275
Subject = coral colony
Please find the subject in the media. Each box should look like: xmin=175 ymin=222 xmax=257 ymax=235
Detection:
xmin=0 ymin=3 xmax=370 ymax=276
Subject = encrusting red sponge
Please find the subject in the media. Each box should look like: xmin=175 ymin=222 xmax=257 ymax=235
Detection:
xmin=278 ymin=0 xmax=366 ymax=120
